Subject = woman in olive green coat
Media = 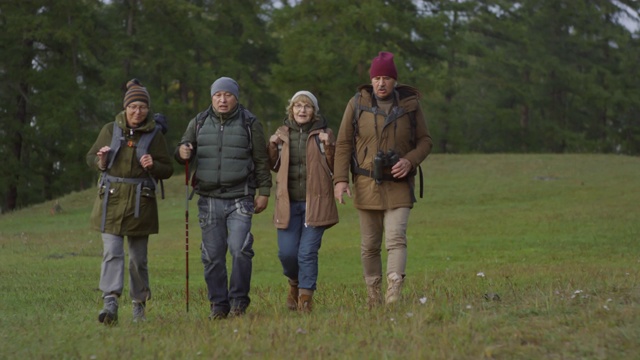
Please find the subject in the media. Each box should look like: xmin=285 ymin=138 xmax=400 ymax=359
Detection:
xmin=86 ymin=79 xmax=173 ymax=325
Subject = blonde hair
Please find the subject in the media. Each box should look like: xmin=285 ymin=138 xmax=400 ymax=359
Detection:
xmin=286 ymin=94 xmax=319 ymax=121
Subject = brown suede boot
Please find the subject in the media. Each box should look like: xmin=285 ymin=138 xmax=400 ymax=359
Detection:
xmin=385 ymin=272 xmax=404 ymax=305
xmin=286 ymin=278 xmax=299 ymax=311
xmin=298 ymin=289 xmax=314 ymax=313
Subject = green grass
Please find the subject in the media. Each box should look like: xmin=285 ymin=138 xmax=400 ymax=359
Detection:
xmin=1 ymin=154 xmax=639 ymax=359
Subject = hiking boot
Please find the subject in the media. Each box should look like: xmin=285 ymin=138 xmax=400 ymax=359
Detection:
xmin=286 ymin=278 xmax=299 ymax=311
xmin=298 ymin=289 xmax=314 ymax=313
xmin=385 ymin=272 xmax=404 ymax=305
xmin=366 ymin=277 xmax=383 ymax=309
xmin=98 ymin=295 xmax=118 ymax=325
xmin=132 ymin=301 xmax=146 ymax=322
xmin=209 ymin=311 xmax=228 ymax=320
xmin=209 ymin=304 xmax=228 ymax=320
xmin=230 ymin=307 xmax=246 ymax=317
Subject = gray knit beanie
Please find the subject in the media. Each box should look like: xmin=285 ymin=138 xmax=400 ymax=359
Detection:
xmin=291 ymin=90 xmax=319 ymax=111
xmin=210 ymin=77 xmax=240 ymax=100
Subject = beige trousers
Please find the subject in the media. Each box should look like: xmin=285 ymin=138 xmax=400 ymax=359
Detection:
xmin=358 ymin=207 xmax=410 ymax=283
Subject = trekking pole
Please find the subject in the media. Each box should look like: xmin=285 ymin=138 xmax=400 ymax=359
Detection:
xmin=185 ymin=160 xmax=190 ymax=313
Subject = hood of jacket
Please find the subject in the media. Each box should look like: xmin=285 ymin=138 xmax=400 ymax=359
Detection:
xmin=115 ymin=110 xmax=156 ymax=133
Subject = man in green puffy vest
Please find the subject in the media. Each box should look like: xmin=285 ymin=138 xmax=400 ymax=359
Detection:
xmin=175 ymin=77 xmax=271 ymax=319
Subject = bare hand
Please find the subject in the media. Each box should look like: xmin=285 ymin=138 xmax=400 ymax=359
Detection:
xmin=140 ymin=154 xmax=153 ymax=170
xmin=318 ymin=132 xmax=329 ymax=144
xmin=254 ymin=195 xmax=269 ymax=214
xmin=391 ymin=158 xmax=412 ymax=179
xmin=96 ymin=146 xmax=111 ymax=170
xmin=179 ymin=143 xmax=193 ymax=160
xmin=334 ymin=182 xmax=351 ymax=204
xmin=269 ymin=134 xmax=282 ymax=144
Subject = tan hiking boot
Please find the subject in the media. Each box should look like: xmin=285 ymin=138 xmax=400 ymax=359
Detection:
xmin=286 ymin=278 xmax=299 ymax=311
xmin=385 ymin=272 xmax=404 ymax=304
xmin=365 ymin=276 xmax=383 ymax=309
xmin=298 ymin=289 xmax=314 ymax=313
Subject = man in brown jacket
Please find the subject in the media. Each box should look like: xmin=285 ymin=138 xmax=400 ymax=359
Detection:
xmin=333 ymin=51 xmax=432 ymax=308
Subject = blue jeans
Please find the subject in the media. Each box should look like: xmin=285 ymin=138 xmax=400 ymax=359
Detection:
xmin=277 ymin=201 xmax=325 ymax=290
xmin=198 ymin=196 xmax=255 ymax=314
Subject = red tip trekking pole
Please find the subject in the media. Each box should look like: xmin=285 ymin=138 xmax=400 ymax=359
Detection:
xmin=185 ymin=160 xmax=190 ymax=313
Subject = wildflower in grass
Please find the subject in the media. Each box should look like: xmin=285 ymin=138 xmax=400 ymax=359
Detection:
xmin=406 ymin=312 xmax=414 ymax=318
xmin=466 ymin=304 xmax=472 ymax=309
xmin=476 ymin=272 xmax=485 ymax=277
xmin=571 ymin=289 xmax=583 ymax=299
xmin=419 ymin=297 xmax=427 ymax=304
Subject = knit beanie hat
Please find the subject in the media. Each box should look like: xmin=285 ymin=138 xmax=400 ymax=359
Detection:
xmin=369 ymin=51 xmax=398 ymax=80
xmin=210 ymin=77 xmax=240 ymax=100
xmin=291 ymin=90 xmax=319 ymax=111
xmin=123 ymin=79 xmax=150 ymax=108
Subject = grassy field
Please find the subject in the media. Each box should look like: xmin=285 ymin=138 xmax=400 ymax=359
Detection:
xmin=1 ymin=154 xmax=639 ymax=359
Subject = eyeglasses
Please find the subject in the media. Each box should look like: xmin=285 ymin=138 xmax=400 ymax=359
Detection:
xmin=127 ymin=105 xmax=149 ymax=112
xmin=293 ymin=104 xmax=313 ymax=111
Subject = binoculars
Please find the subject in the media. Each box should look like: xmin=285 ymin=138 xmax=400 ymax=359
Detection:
xmin=373 ymin=150 xmax=399 ymax=183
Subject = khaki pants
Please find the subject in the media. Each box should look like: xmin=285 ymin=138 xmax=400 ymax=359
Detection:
xmin=358 ymin=207 xmax=410 ymax=283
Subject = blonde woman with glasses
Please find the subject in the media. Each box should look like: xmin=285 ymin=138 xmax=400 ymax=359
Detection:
xmin=268 ymin=91 xmax=339 ymax=313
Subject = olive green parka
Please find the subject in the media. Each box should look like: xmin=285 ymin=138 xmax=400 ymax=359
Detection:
xmin=86 ymin=111 xmax=174 ymax=235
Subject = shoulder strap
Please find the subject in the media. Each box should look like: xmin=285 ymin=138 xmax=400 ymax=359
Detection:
xmin=314 ymin=130 xmax=332 ymax=177
xmin=106 ymin=122 xmax=161 ymax=168
xmin=240 ymin=106 xmax=254 ymax=151
xmin=135 ymin=126 xmax=160 ymax=162
xmin=194 ymin=109 xmax=208 ymax=138
xmin=107 ymin=122 xmax=124 ymax=170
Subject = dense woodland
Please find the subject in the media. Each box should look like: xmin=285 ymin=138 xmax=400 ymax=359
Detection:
xmin=1 ymin=0 xmax=639 ymax=212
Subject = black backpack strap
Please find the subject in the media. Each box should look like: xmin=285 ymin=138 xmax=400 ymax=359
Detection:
xmin=240 ymin=107 xmax=256 ymax=196
xmin=407 ymin=110 xmax=423 ymax=199
xmin=240 ymin=106 xmax=254 ymax=151
xmin=314 ymin=130 xmax=332 ymax=177
xmin=188 ymin=109 xmax=209 ymax=199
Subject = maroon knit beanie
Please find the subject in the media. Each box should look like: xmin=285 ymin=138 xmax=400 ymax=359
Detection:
xmin=369 ymin=51 xmax=397 ymax=80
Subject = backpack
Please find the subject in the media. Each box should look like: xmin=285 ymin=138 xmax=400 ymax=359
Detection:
xmin=351 ymin=92 xmax=424 ymax=200
xmin=98 ymin=113 xmax=168 ymax=232
xmin=106 ymin=112 xmax=168 ymax=199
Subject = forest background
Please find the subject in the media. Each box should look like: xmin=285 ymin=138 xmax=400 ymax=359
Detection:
xmin=1 ymin=0 xmax=639 ymax=213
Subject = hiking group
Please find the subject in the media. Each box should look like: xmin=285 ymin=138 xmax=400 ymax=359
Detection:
xmin=87 ymin=51 xmax=432 ymax=325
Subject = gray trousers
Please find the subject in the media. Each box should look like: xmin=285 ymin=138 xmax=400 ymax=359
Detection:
xmin=100 ymin=233 xmax=151 ymax=302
